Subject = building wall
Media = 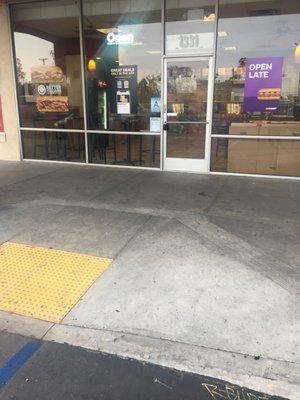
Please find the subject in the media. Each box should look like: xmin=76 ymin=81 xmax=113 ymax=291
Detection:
xmin=0 ymin=4 xmax=20 ymax=161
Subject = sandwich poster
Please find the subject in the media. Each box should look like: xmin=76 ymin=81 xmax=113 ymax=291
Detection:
xmin=36 ymin=96 xmax=69 ymax=113
xmin=244 ymin=57 xmax=283 ymax=113
xmin=31 ymin=66 xmax=64 ymax=84
xmin=31 ymin=66 xmax=69 ymax=113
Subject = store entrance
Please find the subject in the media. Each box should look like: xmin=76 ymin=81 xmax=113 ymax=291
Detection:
xmin=163 ymin=57 xmax=213 ymax=173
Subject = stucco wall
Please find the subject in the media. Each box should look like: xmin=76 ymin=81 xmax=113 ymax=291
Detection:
xmin=0 ymin=4 xmax=21 ymax=161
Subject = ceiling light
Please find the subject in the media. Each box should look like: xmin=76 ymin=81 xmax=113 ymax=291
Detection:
xmin=224 ymin=46 xmax=236 ymax=51
xmin=218 ymin=31 xmax=228 ymax=37
xmin=87 ymin=59 xmax=96 ymax=72
xmin=204 ymin=13 xmax=215 ymax=21
xmin=147 ymin=50 xmax=161 ymax=54
xmin=295 ymin=43 xmax=300 ymax=63
xmin=97 ymin=28 xmax=118 ymax=35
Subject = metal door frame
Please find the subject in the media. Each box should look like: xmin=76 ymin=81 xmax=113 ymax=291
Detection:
xmin=163 ymin=55 xmax=214 ymax=173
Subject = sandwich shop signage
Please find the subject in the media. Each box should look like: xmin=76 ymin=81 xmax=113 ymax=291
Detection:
xmin=244 ymin=57 xmax=283 ymax=112
xmin=30 ymin=66 xmax=69 ymax=113
xmin=106 ymin=32 xmax=134 ymax=46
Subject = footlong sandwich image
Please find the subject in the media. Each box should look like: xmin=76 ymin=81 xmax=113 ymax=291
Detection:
xmin=31 ymin=66 xmax=64 ymax=83
xmin=36 ymin=96 xmax=69 ymax=113
xmin=257 ymin=88 xmax=281 ymax=101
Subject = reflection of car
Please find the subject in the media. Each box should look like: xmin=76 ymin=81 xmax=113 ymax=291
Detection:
xmin=54 ymin=113 xmax=74 ymax=128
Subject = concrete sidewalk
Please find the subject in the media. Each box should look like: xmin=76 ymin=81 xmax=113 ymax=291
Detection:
xmin=0 ymin=161 xmax=299 ymax=398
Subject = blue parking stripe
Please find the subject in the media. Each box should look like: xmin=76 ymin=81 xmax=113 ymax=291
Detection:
xmin=0 ymin=340 xmax=41 ymax=389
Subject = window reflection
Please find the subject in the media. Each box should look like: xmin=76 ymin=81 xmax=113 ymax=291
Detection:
xmin=88 ymin=133 xmax=160 ymax=168
xmin=165 ymin=0 xmax=216 ymax=55
xmin=83 ymin=0 xmax=162 ymax=132
xmin=167 ymin=124 xmax=206 ymax=159
xmin=211 ymin=138 xmax=300 ymax=177
xmin=167 ymin=60 xmax=208 ymax=122
xmin=22 ymin=131 xmax=85 ymax=162
xmin=211 ymin=0 xmax=300 ymax=176
xmin=213 ymin=0 xmax=300 ymax=136
xmin=11 ymin=0 xmax=84 ymax=130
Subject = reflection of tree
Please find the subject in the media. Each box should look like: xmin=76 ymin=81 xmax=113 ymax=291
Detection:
xmin=16 ymin=58 xmax=25 ymax=85
xmin=238 ymin=57 xmax=246 ymax=68
xmin=50 ymin=49 xmax=55 ymax=63
xmin=138 ymin=74 xmax=160 ymax=106
xmin=228 ymin=57 xmax=246 ymax=82
xmin=214 ymin=56 xmax=248 ymax=124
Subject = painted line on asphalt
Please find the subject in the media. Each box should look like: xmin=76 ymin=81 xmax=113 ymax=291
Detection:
xmin=0 ymin=340 xmax=41 ymax=389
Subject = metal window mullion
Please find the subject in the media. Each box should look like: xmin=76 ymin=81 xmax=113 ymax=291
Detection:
xmin=90 ymin=131 xmax=161 ymax=136
xmin=162 ymin=53 xmax=214 ymax=59
xmin=20 ymin=127 xmax=85 ymax=133
xmin=8 ymin=3 xmax=23 ymax=160
xmin=160 ymin=0 xmax=165 ymax=170
xmin=78 ymin=0 xmax=89 ymax=164
xmin=23 ymin=158 xmax=161 ymax=171
xmin=210 ymin=171 xmax=300 ymax=181
xmin=166 ymin=121 xmax=208 ymax=125
xmin=207 ymin=0 xmax=219 ymax=173
xmin=211 ymin=134 xmax=300 ymax=140
xmin=205 ymin=56 xmax=215 ymax=173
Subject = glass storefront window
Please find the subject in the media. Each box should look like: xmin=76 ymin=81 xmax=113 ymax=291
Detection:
xmin=166 ymin=59 xmax=208 ymax=122
xmin=165 ymin=0 xmax=216 ymax=56
xmin=211 ymin=137 xmax=300 ymax=177
xmin=22 ymin=131 xmax=86 ymax=162
xmin=11 ymin=0 xmax=84 ymax=130
xmin=82 ymin=0 xmax=162 ymax=133
xmin=167 ymin=123 xmax=206 ymax=159
xmin=9 ymin=0 xmax=300 ymax=177
xmin=213 ymin=0 xmax=300 ymax=137
xmin=88 ymin=133 xmax=160 ymax=168
xmin=211 ymin=0 xmax=300 ymax=176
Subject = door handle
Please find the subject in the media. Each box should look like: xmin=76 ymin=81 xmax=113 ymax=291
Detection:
xmin=163 ymin=123 xmax=169 ymax=131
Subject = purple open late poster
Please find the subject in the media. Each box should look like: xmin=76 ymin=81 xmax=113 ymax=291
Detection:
xmin=244 ymin=57 xmax=283 ymax=113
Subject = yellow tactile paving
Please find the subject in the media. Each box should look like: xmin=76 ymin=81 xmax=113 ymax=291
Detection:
xmin=0 ymin=242 xmax=112 ymax=323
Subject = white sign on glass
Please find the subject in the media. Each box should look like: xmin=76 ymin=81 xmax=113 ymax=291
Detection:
xmin=166 ymin=32 xmax=214 ymax=54
xmin=150 ymin=117 xmax=161 ymax=132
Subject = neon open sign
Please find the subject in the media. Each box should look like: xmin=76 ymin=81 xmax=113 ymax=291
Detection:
xmin=106 ymin=32 xmax=134 ymax=45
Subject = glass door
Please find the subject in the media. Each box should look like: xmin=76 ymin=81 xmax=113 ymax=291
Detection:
xmin=163 ymin=57 xmax=212 ymax=172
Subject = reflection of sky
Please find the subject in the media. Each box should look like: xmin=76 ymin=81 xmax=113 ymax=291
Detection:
xmin=117 ymin=23 xmax=161 ymax=81
xmin=15 ymin=32 xmax=54 ymax=81
xmin=216 ymin=14 xmax=300 ymax=94
xmin=14 ymin=11 xmax=300 ymax=94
